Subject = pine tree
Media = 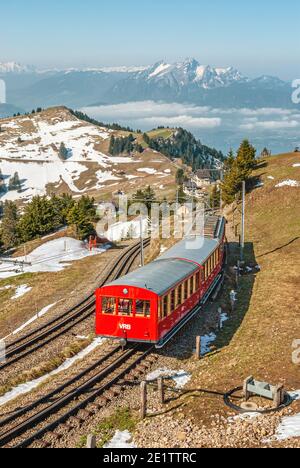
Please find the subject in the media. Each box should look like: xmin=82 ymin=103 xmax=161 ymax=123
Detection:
xmin=176 ymin=168 xmax=185 ymax=186
xmin=224 ymin=149 xmax=235 ymax=172
xmin=210 ymin=185 xmax=221 ymax=210
xmin=59 ymin=142 xmax=69 ymax=160
xmin=0 ymin=201 xmax=19 ymax=249
xmin=109 ymin=135 xmax=115 ymax=155
xmin=0 ymin=169 xmax=6 ymax=194
xmin=8 ymin=172 xmax=21 ymax=191
xmin=236 ymin=140 xmax=257 ymax=179
xmin=17 ymin=196 xmax=57 ymax=242
xmin=67 ymin=196 xmax=96 ymax=239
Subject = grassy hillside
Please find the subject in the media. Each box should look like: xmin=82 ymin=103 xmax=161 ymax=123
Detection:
xmin=181 ymin=151 xmax=300 ymax=429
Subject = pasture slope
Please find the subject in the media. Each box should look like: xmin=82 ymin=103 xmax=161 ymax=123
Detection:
xmin=180 ymin=152 xmax=300 ymax=445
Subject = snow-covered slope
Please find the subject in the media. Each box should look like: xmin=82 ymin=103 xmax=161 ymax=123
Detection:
xmin=0 ymin=107 xmax=177 ymax=203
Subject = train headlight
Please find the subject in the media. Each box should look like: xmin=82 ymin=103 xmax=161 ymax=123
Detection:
xmin=123 ymin=288 xmax=129 ymax=295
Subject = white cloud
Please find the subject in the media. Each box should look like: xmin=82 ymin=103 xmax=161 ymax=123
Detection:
xmin=137 ymin=115 xmax=221 ymax=129
xmin=81 ymin=101 xmax=211 ymax=120
xmin=238 ymin=108 xmax=294 ymax=116
xmin=240 ymin=120 xmax=300 ymax=130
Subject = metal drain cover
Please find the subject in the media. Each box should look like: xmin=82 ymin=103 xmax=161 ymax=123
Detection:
xmin=240 ymin=402 xmax=259 ymax=411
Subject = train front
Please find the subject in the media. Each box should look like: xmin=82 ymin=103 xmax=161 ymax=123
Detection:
xmin=95 ymin=285 xmax=158 ymax=345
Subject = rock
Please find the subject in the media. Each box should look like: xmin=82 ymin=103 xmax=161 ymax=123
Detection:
xmin=176 ymin=431 xmax=187 ymax=442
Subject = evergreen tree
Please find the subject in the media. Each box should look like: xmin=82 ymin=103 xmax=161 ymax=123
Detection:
xmin=109 ymin=135 xmax=115 ymax=155
xmin=0 ymin=169 xmax=6 ymax=194
xmin=224 ymin=149 xmax=235 ymax=172
xmin=17 ymin=196 xmax=57 ymax=242
xmin=210 ymin=185 xmax=221 ymax=210
xmin=67 ymin=196 xmax=96 ymax=239
xmin=8 ymin=172 xmax=21 ymax=191
xmin=59 ymin=142 xmax=69 ymax=160
xmin=236 ymin=140 xmax=257 ymax=179
xmin=0 ymin=201 xmax=19 ymax=249
xmin=221 ymin=140 xmax=257 ymax=205
xmin=176 ymin=168 xmax=185 ymax=186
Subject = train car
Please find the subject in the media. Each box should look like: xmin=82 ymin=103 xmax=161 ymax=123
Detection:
xmin=95 ymin=216 xmax=226 ymax=348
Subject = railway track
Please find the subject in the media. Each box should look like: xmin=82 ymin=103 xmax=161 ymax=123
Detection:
xmin=0 ymin=239 xmax=150 ymax=371
xmin=0 ymin=343 xmax=155 ymax=448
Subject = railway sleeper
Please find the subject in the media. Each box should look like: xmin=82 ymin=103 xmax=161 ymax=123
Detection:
xmin=68 ymin=416 xmax=84 ymax=427
xmin=45 ymin=430 xmax=62 ymax=441
xmin=78 ymin=409 xmax=93 ymax=420
xmin=55 ymin=423 xmax=72 ymax=434
xmin=97 ymin=396 xmax=109 ymax=406
xmin=135 ymin=363 xmax=150 ymax=372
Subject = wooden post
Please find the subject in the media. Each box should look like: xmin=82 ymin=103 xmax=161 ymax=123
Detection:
xmin=140 ymin=381 xmax=147 ymax=419
xmin=273 ymin=385 xmax=284 ymax=408
xmin=218 ymin=307 xmax=223 ymax=330
xmin=157 ymin=377 xmax=165 ymax=405
xmin=236 ymin=260 xmax=240 ymax=288
xmin=86 ymin=434 xmax=96 ymax=449
xmin=195 ymin=336 xmax=201 ymax=360
xmin=243 ymin=376 xmax=253 ymax=401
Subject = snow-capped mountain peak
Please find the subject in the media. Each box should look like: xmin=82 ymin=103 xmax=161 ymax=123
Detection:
xmin=0 ymin=62 xmax=35 ymax=74
xmin=140 ymin=58 xmax=246 ymax=89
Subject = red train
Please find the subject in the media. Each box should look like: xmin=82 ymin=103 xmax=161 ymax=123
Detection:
xmin=95 ymin=216 xmax=226 ymax=348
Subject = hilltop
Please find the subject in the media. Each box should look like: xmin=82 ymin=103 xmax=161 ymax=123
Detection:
xmin=0 ymin=107 xmax=183 ymax=204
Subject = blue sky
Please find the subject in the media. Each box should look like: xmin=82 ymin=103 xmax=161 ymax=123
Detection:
xmin=1 ymin=0 xmax=299 ymax=79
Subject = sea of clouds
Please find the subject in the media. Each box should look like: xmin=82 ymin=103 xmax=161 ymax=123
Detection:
xmin=81 ymin=101 xmax=300 ymax=154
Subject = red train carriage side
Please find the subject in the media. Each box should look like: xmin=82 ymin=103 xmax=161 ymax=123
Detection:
xmin=95 ymin=216 xmax=226 ymax=347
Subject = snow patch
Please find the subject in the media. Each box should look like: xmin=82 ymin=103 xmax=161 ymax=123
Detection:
xmin=11 ymin=284 xmax=32 ymax=300
xmin=293 ymin=164 xmax=300 ymax=167
xmin=146 ymin=368 xmax=191 ymax=389
xmin=275 ymin=179 xmax=300 ymax=188
xmin=104 ymin=430 xmax=136 ymax=449
xmin=0 ymin=237 xmax=108 ymax=279
xmin=201 ymin=333 xmax=217 ymax=355
xmin=137 ymin=167 xmax=157 ymax=175
xmin=274 ymin=413 xmax=300 ymax=441
xmin=105 ymin=218 xmax=148 ymax=243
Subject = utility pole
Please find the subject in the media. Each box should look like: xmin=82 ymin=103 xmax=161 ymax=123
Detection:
xmin=140 ymin=215 xmax=144 ymax=267
xmin=219 ymin=168 xmax=224 ymax=212
xmin=241 ymin=181 xmax=246 ymax=261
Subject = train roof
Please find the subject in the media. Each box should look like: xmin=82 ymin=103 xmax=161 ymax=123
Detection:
xmin=104 ymin=258 xmax=198 ymax=296
xmin=157 ymin=236 xmax=219 ymax=266
xmin=102 ymin=216 xmax=225 ymax=297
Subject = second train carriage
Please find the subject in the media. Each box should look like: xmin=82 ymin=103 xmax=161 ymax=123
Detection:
xmin=95 ymin=216 xmax=226 ymax=348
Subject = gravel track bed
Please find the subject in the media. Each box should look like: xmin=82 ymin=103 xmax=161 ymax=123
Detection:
xmin=0 ymin=242 xmax=145 ymax=391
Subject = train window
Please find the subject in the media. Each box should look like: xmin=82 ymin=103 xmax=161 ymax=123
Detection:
xmin=163 ymin=296 xmax=169 ymax=318
xmin=189 ymin=278 xmax=194 ymax=295
xmin=194 ymin=274 xmax=197 ymax=290
xmin=184 ymin=281 xmax=189 ymax=300
xmin=171 ymin=290 xmax=175 ymax=311
xmin=118 ymin=299 xmax=133 ymax=316
xmin=204 ymin=262 xmax=208 ymax=280
xmin=136 ymin=300 xmax=151 ymax=317
xmin=196 ymin=272 xmax=201 ymax=290
xmin=176 ymin=287 xmax=181 ymax=307
xmin=180 ymin=283 xmax=185 ymax=303
xmin=102 ymin=297 xmax=116 ymax=315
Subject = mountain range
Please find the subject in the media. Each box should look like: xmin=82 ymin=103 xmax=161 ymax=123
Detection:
xmin=0 ymin=58 xmax=297 ymax=115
